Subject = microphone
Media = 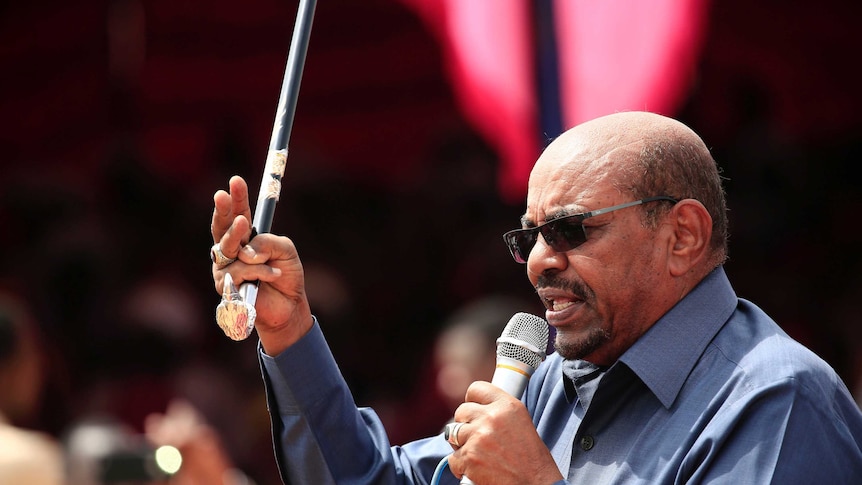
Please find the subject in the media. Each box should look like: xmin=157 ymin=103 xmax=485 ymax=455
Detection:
xmin=460 ymin=312 xmax=549 ymax=485
xmin=491 ymin=312 xmax=549 ymax=396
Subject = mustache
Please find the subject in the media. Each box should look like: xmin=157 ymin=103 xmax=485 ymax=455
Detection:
xmin=536 ymin=274 xmax=591 ymax=301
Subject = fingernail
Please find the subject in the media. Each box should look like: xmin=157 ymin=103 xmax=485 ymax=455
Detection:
xmin=241 ymin=246 xmax=256 ymax=258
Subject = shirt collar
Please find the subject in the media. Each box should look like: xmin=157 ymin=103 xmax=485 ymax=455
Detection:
xmin=618 ymin=266 xmax=737 ymax=408
xmin=560 ymin=267 xmax=737 ymax=407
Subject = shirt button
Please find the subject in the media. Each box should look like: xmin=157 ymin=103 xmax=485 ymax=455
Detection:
xmin=580 ymin=435 xmax=595 ymax=451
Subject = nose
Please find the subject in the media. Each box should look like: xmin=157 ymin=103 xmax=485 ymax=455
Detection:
xmin=526 ymin=233 xmax=567 ymax=280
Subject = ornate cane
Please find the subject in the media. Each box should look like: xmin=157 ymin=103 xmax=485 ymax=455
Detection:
xmin=216 ymin=0 xmax=317 ymax=340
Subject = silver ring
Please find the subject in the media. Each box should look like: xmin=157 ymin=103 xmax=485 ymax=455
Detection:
xmin=210 ymin=243 xmax=237 ymax=268
xmin=444 ymin=422 xmax=465 ymax=448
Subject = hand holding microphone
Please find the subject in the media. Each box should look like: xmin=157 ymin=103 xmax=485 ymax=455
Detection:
xmin=443 ymin=313 xmax=563 ymax=485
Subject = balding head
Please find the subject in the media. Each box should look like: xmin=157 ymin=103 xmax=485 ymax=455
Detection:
xmin=529 ymin=111 xmax=728 ymax=267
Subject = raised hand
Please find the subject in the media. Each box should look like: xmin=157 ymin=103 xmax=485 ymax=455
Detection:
xmin=210 ymin=176 xmax=313 ymax=355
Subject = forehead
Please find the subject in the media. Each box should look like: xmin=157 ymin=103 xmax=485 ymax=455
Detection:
xmin=524 ymin=137 xmax=638 ymax=223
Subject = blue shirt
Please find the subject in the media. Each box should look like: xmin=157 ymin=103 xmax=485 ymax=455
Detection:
xmin=260 ymin=268 xmax=862 ymax=484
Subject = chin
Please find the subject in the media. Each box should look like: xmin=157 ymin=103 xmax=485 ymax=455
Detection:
xmin=555 ymin=327 xmax=611 ymax=361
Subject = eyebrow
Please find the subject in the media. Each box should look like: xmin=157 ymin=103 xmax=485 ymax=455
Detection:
xmin=520 ymin=207 xmax=584 ymax=228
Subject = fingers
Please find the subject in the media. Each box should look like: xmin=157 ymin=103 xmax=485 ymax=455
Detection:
xmin=211 ymin=233 xmax=290 ymax=293
xmin=219 ymin=215 xmax=251 ymax=261
xmin=465 ymin=381 xmax=507 ymax=406
xmin=228 ymin=175 xmax=252 ymax=221
xmin=444 ymin=421 xmax=467 ymax=449
xmin=444 ymin=421 xmax=472 ymax=479
xmin=448 ymin=382 xmax=498 ymax=455
xmin=237 ymin=233 xmax=298 ymax=267
xmin=211 ymin=256 xmax=282 ymax=295
xmin=449 ymin=381 xmax=523 ymax=452
xmin=451 ymin=382 xmax=497 ymax=430
xmin=211 ymin=176 xmax=253 ymax=244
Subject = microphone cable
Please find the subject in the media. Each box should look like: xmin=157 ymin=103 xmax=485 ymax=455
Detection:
xmin=431 ymin=455 xmax=451 ymax=485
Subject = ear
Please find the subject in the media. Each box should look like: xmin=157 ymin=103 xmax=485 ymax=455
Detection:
xmin=666 ymin=199 xmax=712 ymax=277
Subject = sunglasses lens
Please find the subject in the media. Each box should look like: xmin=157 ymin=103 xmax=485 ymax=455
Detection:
xmin=542 ymin=217 xmax=587 ymax=253
xmin=503 ymin=215 xmax=587 ymax=263
xmin=503 ymin=230 xmax=535 ymax=263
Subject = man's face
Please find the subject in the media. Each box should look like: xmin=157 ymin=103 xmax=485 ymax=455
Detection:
xmin=522 ymin=144 xmax=672 ymax=365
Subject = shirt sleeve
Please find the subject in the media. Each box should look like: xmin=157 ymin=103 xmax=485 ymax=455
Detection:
xmin=258 ymin=317 xmax=455 ymax=485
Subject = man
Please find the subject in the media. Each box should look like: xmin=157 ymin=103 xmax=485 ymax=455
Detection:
xmin=210 ymin=111 xmax=862 ymax=484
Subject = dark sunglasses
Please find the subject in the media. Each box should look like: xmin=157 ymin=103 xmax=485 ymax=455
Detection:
xmin=503 ymin=196 xmax=678 ymax=263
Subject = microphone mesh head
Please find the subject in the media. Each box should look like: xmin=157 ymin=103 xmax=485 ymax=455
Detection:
xmin=496 ymin=312 xmax=549 ymax=370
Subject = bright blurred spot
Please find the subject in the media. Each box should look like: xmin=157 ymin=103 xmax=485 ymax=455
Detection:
xmin=154 ymin=445 xmax=182 ymax=474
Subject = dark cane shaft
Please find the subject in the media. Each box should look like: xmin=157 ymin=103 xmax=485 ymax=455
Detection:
xmin=253 ymin=0 xmax=317 ymax=234
xmin=230 ymin=0 xmax=317 ymax=335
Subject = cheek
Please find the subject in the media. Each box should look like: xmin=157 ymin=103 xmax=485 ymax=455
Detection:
xmin=607 ymin=225 xmax=661 ymax=269
xmin=578 ymin=240 xmax=658 ymax=310
xmin=594 ymin=247 xmax=666 ymax=333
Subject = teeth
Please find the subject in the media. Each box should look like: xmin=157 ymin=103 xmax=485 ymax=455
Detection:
xmin=552 ymin=300 xmax=575 ymax=311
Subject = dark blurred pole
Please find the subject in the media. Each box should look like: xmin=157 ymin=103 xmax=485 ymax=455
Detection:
xmin=533 ymin=0 xmax=564 ymax=147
